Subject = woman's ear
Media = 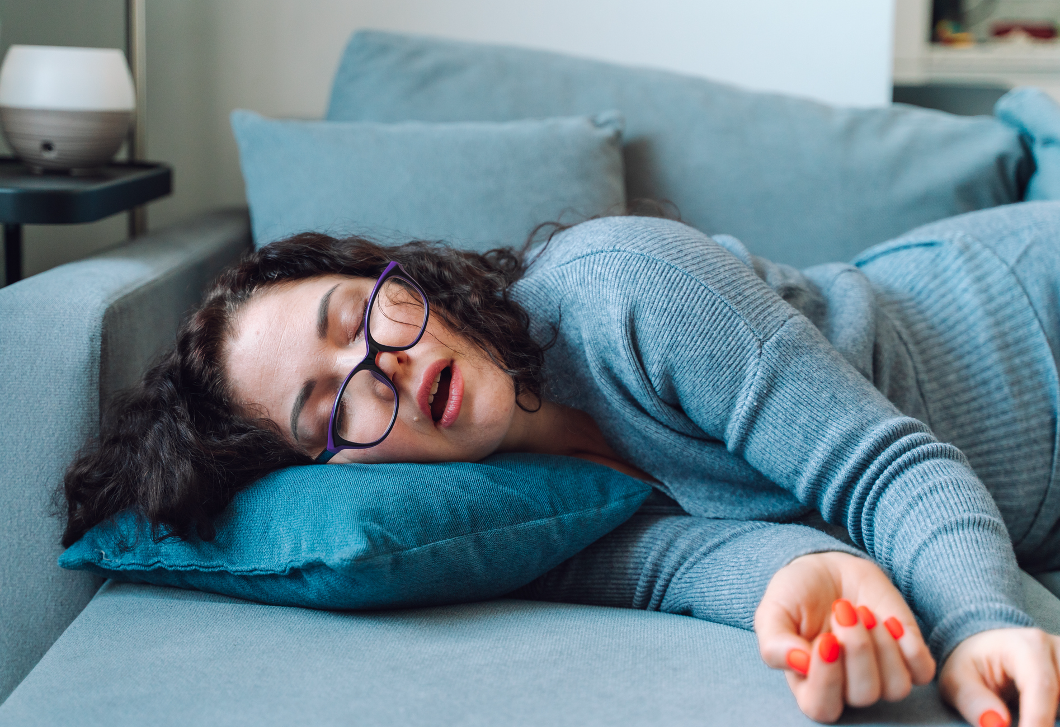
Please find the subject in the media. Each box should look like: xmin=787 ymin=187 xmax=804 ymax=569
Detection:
xmin=515 ymin=386 xmax=542 ymax=413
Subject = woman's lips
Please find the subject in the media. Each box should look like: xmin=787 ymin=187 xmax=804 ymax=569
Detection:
xmin=438 ymin=363 xmax=463 ymax=428
xmin=430 ymin=367 xmax=452 ymax=421
xmin=417 ymin=358 xmax=452 ymax=422
xmin=415 ymin=360 xmax=462 ymax=428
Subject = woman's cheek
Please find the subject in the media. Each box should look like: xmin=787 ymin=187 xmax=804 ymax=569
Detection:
xmin=461 ymin=390 xmax=516 ymax=456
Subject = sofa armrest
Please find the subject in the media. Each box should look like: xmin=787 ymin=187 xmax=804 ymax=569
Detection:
xmin=0 ymin=209 xmax=252 ymax=703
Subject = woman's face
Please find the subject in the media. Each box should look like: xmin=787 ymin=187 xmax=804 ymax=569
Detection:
xmin=225 ymin=274 xmax=522 ymax=464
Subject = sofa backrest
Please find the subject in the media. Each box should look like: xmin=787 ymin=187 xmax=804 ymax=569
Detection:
xmin=327 ymin=31 xmax=1033 ymax=269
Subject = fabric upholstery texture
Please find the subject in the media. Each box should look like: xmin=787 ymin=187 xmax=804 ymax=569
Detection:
xmin=327 ymin=30 xmax=1035 ymax=269
xmin=0 ymin=578 xmax=1035 ymax=727
xmin=3 ymin=574 xmax=1058 ymax=725
xmin=59 ymin=454 xmax=650 ymax=610
xmin=231 ymin=109 xmax=626 ymax=250
xmin=995 ymin=87 xmax=1060 ymax=202
xmin=0 ymin=210 xmax=252 ymax=705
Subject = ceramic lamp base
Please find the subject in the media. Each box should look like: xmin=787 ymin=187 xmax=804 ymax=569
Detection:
xmin=0 ymin=106 xmax=131 ymax=172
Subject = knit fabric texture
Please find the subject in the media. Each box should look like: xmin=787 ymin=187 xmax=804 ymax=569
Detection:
xmin=511 ymin=212 xmax=1050 ymax=662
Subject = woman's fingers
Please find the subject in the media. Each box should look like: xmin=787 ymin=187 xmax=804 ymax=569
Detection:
xmin=787 ymin=632 xmax=847 ymax=723
xmin=755 ymin=551 xmax=936 ymax=721
xmin=830 ymin=599 xmax=881 ymax=706
xmin=939 ymin=628 xmax=1060 ymax=727
xmin=1009 ymin=634 xmax=1060 ymax=727
xmin=861 ymin=606 xmax=913 ymax=701
xmin=884 ymin=615 xmax=936 ymax=686
xmin=755 ymin=597 xmax=816 ymax=673
xmin=755 ymin=593 xmax=846 ymax=722
xmin=938 ymin=642 xmax=1013 ymax=727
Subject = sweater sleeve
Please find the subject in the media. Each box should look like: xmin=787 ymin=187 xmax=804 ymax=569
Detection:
xmin=547 ymin=218 xmax=1034 ymax=663
xmin=513 ymin=507 xmax=867 ymax=631
xmin=741 ymin=314 xmax=1032 ymax=661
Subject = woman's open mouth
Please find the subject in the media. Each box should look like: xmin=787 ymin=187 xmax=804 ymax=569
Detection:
xmin=419 ymin=360 xmax=463 ymax=428
xmin=429 ymin=366 xmax=452 ymax=422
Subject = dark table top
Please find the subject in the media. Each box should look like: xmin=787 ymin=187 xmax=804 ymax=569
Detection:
xmin=0 ymin=157 xmax=172 ymax=225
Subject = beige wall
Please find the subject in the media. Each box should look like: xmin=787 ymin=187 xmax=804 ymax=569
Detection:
xmin=0 ymin=0 xmax=895 ymax=282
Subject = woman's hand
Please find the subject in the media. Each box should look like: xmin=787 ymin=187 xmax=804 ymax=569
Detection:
xmin=754 ymin=551 xmax=936 ymax=722
xmin=940 ymin=627 xmax=1060 ymax=727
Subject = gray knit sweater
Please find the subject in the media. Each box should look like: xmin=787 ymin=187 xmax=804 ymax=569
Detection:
xmin=511 ymin=215 xmax=1036 ymax=663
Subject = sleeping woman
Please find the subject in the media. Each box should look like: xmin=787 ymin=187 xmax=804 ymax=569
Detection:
xmin=61 ymin=201 xmax=1060 ymax=727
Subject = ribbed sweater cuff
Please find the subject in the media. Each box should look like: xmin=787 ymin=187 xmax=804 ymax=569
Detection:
xmin=719 ymin=525 xmax=867 ymax=630
xmin=873 ymin=457 xmax=1033 ymax=663
xmin=929 ymin=603 xmax=1036 ymax=664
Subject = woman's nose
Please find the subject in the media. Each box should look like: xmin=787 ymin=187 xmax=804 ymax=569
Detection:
xmin=374 ymin=350 xmax=408 ymax=382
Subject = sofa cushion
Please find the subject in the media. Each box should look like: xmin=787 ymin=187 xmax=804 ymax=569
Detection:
xmin=7 ymin=576 xmax=1060 ymax=726
xmin=0 ymin=581 xmax=957 ymax=726
xmin=231 ymin=109 xmax=626 ymax=250
xmin=58 ymin=454 xmax=651 ymax=610
xmin=327 ymin=30 xmax=1035 ymax=269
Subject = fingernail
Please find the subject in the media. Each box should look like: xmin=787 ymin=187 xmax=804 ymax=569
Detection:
xmin=819 ymin=632 xmax=840 ymax=663
xmin=884 ymin=617 xmax=904 ymax=640
xmin=856 ymin=605 xmax=877 ymax=629
xmin=832 ymin=598 xmax=858 ymax=627
xmin=786 ymin=648 xmax=810 ymax=676
xmin=979 ymin=709 xmax=1008 ymax=727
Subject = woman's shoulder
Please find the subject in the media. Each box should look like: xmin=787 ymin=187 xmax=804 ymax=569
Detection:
xmin=517 ymin=216 xmax=795 ymax=342
xmin=528 ymin=216 xmax=725 ymax=270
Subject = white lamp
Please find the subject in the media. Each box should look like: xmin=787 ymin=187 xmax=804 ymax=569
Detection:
xmin=0 ymin=45 xmax=135 ymax=172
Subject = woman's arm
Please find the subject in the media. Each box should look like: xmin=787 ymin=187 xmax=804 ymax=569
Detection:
xmin=513 ymin=509 xmax=868 ymax=630
xmin=522 ymin=216 xmax=1050 ymax=724
xmin=534 ymin=217 xmax=1033 ymax=662
xmin=515 ymin=507 xmax=937 ymax=722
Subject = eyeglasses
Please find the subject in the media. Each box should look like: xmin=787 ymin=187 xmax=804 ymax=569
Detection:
xmin=315 ymin=261 xmax=429 ymax=463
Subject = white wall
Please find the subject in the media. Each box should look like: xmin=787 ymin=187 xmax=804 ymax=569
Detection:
xmin=2 ymin=0 xmax=896 ymax=280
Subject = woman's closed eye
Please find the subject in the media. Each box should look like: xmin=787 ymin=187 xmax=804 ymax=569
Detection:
xmin=334 ymin=396 xmax=348 ymax=436
xmin=343 ymin=298 xmax=368 ymax=344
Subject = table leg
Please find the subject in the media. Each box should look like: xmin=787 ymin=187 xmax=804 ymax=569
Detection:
xmin=4 ymin=224 xmax=21 ymax=287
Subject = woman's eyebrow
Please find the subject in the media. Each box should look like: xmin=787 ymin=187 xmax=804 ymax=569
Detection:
xmin=317 ymin=283 xmax=340 ymax=339
xmin=290 ymin=379 xmax=316 ymax=442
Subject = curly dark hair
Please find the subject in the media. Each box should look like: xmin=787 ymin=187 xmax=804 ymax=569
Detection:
xmin=57 ymin=232 xmax=552 ymax=548
xmin=57 ymin=200 xmax=679 ymax=549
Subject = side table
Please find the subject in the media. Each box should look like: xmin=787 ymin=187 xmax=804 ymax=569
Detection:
xmin=0 ymin=157 xmax=172 ymax=286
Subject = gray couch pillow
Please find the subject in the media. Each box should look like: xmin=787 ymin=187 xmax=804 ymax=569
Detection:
xmin=231 ymin=109 xmax=625 ymax=251
xmin=327 ymin=30 xmax=1034 ymax=268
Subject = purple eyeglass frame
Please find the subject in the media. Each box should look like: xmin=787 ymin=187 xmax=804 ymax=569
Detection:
xmin=315 ymin=261 xmax=429 ymax=463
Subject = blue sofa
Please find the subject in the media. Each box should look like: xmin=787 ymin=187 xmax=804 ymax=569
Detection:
xmin=5 ymin=31 xmax=1060 ymax=726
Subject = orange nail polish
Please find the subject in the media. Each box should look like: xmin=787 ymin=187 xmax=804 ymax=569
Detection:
xmin=786 ymin=648 xmax=810 ymax=676
xmin=884 ymin=617 xmax=904 ymax=640
xmin=819 ymin=633 xmax=840 ymax=663
xmin=833 ymin=599 xmax=858 ymax=627
xmin=979 ymin=709 xmax=1008 ymax=727
xmin=856 ymin=605 xmax=877 ymax=629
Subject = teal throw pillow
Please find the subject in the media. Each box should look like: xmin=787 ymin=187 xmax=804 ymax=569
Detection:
xmin=231 ymin=110 xmax=626 ymax=250
xmin=59 ymin=454 xmax=652 ymax=610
